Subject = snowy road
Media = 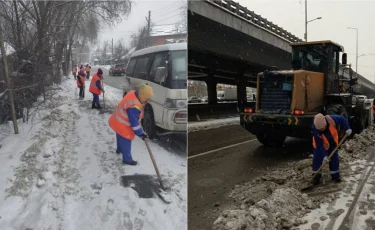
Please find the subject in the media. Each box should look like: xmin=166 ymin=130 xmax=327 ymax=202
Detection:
xmin=297 ymin=145 xmax=375 ymax=230
xmin=208 ymin=127 xmax=375 ymax=230
xmin=0 ymin=79 xmax=187 ymax=230
xmin=188 ymin=124 xmax=312 ymax=230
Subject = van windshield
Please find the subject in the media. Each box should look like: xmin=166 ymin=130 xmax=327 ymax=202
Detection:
xmin=170 ymin=51 xmax=186 ymax=80
xmin=169 ymin=50 xmax=187 ymax=89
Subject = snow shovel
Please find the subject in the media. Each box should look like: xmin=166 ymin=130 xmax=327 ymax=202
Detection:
xmin=98 ymin=79 xmax=112 ymax=114
xmin=301 ymin=133 xmax=349 ymax=192
xmin=144 ymin=139 xmax=172 ymax=204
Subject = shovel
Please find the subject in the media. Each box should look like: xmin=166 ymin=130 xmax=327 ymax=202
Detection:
xmin=301 ymin=133 xmax=349 ymax=192
xmin=144 ymin=139 xmax=165 ymax=190
xmin=144 ymin=139 xmax=172 ymax=204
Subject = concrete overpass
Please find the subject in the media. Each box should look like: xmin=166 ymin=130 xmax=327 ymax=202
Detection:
xmin=188 ymin=0 xmax=302 ymax=105
xmin=188 ymin=0 xmax=375 ymax=106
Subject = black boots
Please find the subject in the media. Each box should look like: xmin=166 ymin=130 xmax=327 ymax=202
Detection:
xmin=123 ymin=160 xmax=138 ymax=166
xmin=92 ymin=102 xmax=102 ymax=109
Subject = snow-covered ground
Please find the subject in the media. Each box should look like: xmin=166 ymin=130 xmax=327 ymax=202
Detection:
xmin=213 ymin=128 xmax=375 ymax=230
xmin=188 ymin=117 xmax=239 ymax=132
xmin=0 ymin=79 xmax=187 ymax=230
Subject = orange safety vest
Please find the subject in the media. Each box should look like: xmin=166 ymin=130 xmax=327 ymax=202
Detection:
xmin=72 ymin=67 xmax=77 ymax=73
xmin=108 ymin=90 xmax=143 ymax=140
xmin=312 ymin=115 xmax=339 ymax=151
xmin=76 ymin=74 xmax=85 ymax=87
xmin=89 ymin=73 xmax=102 ymax=95
xmin=85 ymin=66 xmax=90 ymax=73
xmin=372 ymin=104 xmax=375 ymax=115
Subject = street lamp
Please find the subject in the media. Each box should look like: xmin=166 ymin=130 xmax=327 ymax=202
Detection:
xmin=347 ymin=27 xmax=358 ymax=76
xmin=304 ymin=0 xmax=322 ymax=41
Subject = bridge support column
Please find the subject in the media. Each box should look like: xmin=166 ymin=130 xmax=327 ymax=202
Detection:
xmin=206 ymin=76 xmax=217 ymax=105
xmin=236 ymin=75 xmax=247 ymax=111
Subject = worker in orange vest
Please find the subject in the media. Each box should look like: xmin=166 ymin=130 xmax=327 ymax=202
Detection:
xmin=85 ymin=64 xmax=91 ymax=80
xmin=76 ymin=69 xmax=86 ymax=99
xmin=311 ymin=113 xmax=352 ymax=185
xmin=72 ymin=65 xmax=77 ymax=80
xmin=108 ymin=84 xmax=153 ymax=165
xmin=89 ymin=68 xmax=104 ymax=109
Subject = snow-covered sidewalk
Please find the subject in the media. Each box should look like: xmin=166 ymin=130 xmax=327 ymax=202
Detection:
xmin=188 ymin=117 xmax=239 ymax=133
xmin=0 ymin=79 xmax=186 ymax=230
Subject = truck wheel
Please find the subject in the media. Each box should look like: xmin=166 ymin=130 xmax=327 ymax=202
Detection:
xmin=326 ymin=104 xmax=348 ymax=119
xmin=142 ymin=107 xmax=156 ymax=139
xmin=326 ymin=104 xmax=349 ymax=138
xmin=256 ymin=133 xmax=286 ymax=148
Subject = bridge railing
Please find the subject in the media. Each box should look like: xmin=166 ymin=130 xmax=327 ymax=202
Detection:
xmin=207 ymin=0 xmax=303 ymax=43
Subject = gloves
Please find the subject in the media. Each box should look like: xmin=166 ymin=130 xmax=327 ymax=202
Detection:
xmin=346 ymin=129 xmax=352 ymax=136
xmin=139 ymin=133 xmax=148 ymax=140
xmin=323 ymin=156 xmax=329 ymax=163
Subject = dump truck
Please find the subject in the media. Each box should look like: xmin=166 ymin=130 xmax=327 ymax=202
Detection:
xmin=241 ymin=40 xmax=373 ymax=147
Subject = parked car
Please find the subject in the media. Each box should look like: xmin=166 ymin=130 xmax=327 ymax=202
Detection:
xmin=201 ymin=96 xmax=208 ymax=102
xmin=109 ymin=64 xmax=126 ymax=76
xmin=188 ymin=96 xmax=201 ymax=103
xmin=123 ymin=42 xmax=187 ymax=138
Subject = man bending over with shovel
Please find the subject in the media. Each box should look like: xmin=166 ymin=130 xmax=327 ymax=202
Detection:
xmin=108 ymin=84 xmax=153 ymax=166
xmin=311 ymin=113 xmax=352 ymax=185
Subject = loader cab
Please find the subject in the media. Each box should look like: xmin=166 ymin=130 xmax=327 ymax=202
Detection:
xmin=291 ymin=40 xmax=347 ymax=94
xmin=291 ymin=40 xmax=345 ymax=73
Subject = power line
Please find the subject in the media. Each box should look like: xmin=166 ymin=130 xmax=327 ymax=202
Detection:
xmin=153 ymin=13 xmax=182 ymax=24
xmin=152 ymin=10 xmax=183 ymax=22
xmin=151 ymin=2 xmax=182 ymax=14
xmin=152 ymin=3 xmax=184 ymax=17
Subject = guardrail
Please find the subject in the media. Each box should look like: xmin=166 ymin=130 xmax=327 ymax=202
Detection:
xmin=207 ymin=0 xmax=302 ymax=43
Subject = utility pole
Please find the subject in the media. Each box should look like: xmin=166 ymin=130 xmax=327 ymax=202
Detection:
xmin=146 ymin=10 xmax=151 ymax=47
xmin=111 ymin=38 xmax=113 ymax=66
xmin=0 ymin=22 xmax=18 ymax=134
xmin=304 ymin=0 xmax=307 ymax=41
xmin=348 ymin=27 xmax=359 ymax=77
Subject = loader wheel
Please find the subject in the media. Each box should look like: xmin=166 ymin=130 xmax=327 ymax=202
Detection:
xmin=326 ymin=104 xmax=349 ymax=139
xmin=256 ymin=133 xmax=286 ymax=148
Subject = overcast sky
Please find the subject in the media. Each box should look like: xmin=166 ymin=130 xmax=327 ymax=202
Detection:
xmin=236 ymin=0 xmax=375 ymax=82
xmin=98 ymin=0 xmax=185 ymax=48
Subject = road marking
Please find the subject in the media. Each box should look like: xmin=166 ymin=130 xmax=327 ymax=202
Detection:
xmin=188 ymin=139 xmax=258 ymax=159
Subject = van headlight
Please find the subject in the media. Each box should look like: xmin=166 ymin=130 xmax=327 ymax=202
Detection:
xmin=165 ymin=99 xmax=187 ymax=109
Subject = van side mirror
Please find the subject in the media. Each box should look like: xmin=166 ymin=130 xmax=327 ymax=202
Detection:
xmin=155 ymin=67 xmax=167 ymax=83
xmin=342 ymin=53 xmax=347 ymax=65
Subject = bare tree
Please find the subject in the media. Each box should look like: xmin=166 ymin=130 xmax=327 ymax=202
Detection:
xmin=114 ymin=39 xmax=128 ymax=60
xmin=188 ymin=80 xmax=207 ymax=97
xmin=0 ymin=0 xmax=133 ymax=124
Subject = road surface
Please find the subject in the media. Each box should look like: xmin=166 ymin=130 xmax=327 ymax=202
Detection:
xmin=91 ymin=66 xmax=126 ymax=90
xmin=188 ymin=124 xmax=312 ymax=230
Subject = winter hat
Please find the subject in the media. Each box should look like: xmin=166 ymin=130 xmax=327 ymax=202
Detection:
xmin=97 ymin=68 xmax=103 ymax=75
xmin=314 ymin=113 xmax=327 ymax=130
xmin=138 ymin=84 xmax=153 ymax=99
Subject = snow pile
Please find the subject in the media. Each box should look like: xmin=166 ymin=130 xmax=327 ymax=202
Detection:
xmin=0 ymin=78 xmax=186 ymax=230
xmin=213 ymin=128 xmax=375 ymax=229
xmin=188 ymin=117 xmax=239 ymax=132
xmin=339 ymin=129 xmax=375 ymax=162
xmin=213 ymin=188 xmax=312 ymax=230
